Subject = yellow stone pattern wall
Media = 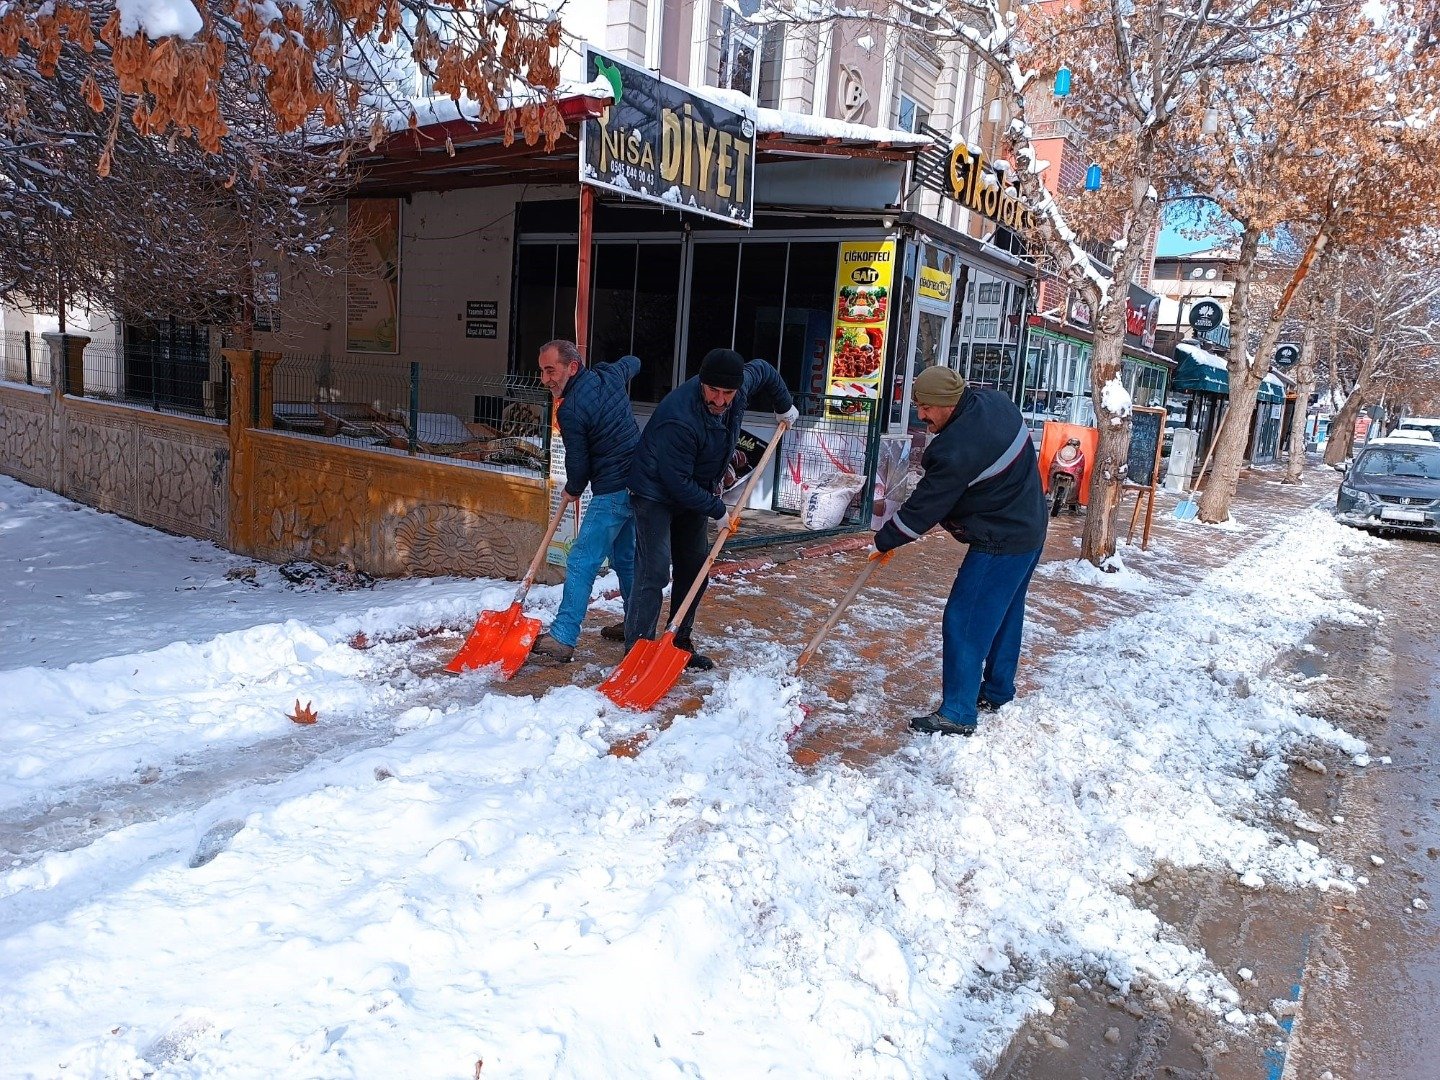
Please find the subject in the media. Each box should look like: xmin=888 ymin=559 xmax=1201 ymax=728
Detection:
xmin=239 ymin=431 xmax=544 ymax=578
xmin=61 ymin=401 xmax=229 ymax=542
xmin=0 ymin=386 xmax=54 ymax=489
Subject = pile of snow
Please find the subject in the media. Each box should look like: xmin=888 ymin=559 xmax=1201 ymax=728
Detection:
xmin=0 ymin=475 xmax=1372 ymax=1077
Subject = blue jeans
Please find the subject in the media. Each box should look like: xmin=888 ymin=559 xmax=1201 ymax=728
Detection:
xmin=938 ymin=547 xmax=1043 ymax=725
xmin=547 ymin=490 xmax=636 ymax=648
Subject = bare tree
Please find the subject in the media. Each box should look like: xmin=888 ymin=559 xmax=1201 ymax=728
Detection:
xmin=0 ymin=2 xmax=566 ymax=323
xmin=749 ymin=0 xmax=1327 ymax=565
xmin=1322 ymin=245 xmax=1440 ymax=464
xmin=1180 ymin=6 xmax=1440 ymax=521
xmin=1283 ymin=256 xmax=1343 ymax=483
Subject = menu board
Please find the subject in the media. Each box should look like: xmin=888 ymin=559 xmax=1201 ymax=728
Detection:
xmin=1126 ymin=407 xmax=1166 ymax=486
xmin=825 ymin=240 xmax=895 ymax=420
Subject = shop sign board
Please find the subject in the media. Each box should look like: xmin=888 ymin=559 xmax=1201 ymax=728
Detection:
xmin=824 ymin=240 xmax=894 ymax=420
xmin=1274 ymin=343 xmax=1300 ymax=366
xmin=346 ymin=198 xmax=401 ymax=353
xmin=944 ymin=145 xmax=1037 ymax=231
xmin=580 ymin=46 xmax=755 ymax=227
xmin=1188 ymin=299 xmax=1225 ymax=333
xmin=918 ymin=266 xmax=953 ymax=303
xmin=1067 ymin=291 xmax=1093 ymax=329
xmin=1124 ymin=284 xmax=1161 ymax=350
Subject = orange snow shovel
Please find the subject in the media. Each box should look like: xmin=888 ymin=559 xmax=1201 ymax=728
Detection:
xmin=600 ymin=419 xmax=792 ymax=711
xmin=444 ymin=499 xmax=571 ymax=678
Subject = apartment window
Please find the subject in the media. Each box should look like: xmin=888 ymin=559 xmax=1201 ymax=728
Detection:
xmin=718 ymin=9 xmax=760 ymax=96
xmin=896 ymin=93 xmax=930 ymax=133
xmin=757 ymin=25 xmax=784 ymax=108
xmin=977 ymin=282 xmax=1003 ymax=304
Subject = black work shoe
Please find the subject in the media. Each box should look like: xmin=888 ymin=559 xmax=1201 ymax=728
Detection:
xmin=977 ymin=697 xmax=1001 ymax=714
xmin=909 ymin=711 xmax=977 ymax=737
xmin=600 ymin=622 xmax=626 ymax=642
xmin=674 ymin=636 xmax=715 ymax=671
xmin=530 ymin=633 xmax=574 ymax=663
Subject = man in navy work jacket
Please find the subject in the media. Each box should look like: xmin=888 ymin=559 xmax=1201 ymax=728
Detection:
xmin=531 ymin=340 xmax=641 ymax=663
xmin=625 ymin=348 xmax=798 ymax=671
xmin=874 ymin=365 xmax=1048 ymax=736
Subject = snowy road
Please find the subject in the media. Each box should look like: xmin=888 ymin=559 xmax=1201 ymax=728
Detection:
xmin=0 ymin=474 xmax=1383 ymax=1078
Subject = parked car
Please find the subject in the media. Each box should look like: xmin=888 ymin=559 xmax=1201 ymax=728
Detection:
xmin=1395 ymin=416 xmax=1440 ymax=442
xmin=1334 ymin=442 xmax=1440 ymax=535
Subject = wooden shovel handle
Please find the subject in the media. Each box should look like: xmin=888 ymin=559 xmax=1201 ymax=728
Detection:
xmin=514 ymin=497 xmax=570 ymax=604
xmin=663 ymin=418 xmax=793 ymax=635
xmin=794 ymin=549 xmax=892 ymax=673
xmin=1191 ymin=404 xmax=1230 ymax=495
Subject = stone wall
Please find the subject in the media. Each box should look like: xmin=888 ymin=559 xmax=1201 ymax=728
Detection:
xmin=0 ymin=339 xmax=552 ymax=583
xmin=0 ymin=335 xmax=228 ymax=543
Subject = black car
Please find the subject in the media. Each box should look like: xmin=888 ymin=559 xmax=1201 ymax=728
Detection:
xmin=1335 ymin=440 xmax=1440 ymax=534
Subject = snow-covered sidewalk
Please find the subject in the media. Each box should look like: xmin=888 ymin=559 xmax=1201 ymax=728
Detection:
xmin=0 ymin=474 xmax=1378 ymax=1078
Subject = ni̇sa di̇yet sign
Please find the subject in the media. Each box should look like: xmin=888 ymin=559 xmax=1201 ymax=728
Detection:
xmin=582 ymin=47 xmax=755 ymax=227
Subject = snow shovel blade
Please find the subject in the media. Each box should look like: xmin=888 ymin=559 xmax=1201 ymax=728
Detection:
xmin=1173 ymin=495 xmax=1199 ymax=522
xmin=599 ymin=632 xmax=692 ymax=711
xmin=443 ymin=602 xmax=542 ymax=679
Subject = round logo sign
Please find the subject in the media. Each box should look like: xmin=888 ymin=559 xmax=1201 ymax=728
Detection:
xmin=1188 ymin=300 xmax=1224 ymax=332
xmin=1274 ymin=344 xmax=1299 ymax=366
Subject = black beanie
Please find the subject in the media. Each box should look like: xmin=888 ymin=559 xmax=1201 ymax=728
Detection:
xmin=698 ymin=348 xmax=745 ymax=390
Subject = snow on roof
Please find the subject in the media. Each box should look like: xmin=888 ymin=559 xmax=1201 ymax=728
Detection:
xmin=698 ymin=86 xmax=935 ymax=147
xmin=382 ymin=75 xmax=614 ymax=135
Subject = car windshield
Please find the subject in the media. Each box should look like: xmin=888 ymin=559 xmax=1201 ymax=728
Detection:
xmin=1355 ymin=446 xmax=1440 ymax=480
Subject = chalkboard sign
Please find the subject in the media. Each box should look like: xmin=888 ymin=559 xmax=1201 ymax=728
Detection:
xmin=1126 ymin=407 xmax=1166 ymax=486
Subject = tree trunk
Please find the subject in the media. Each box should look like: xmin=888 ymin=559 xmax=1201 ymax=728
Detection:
xmin=1283 ymin=318 xmax=1318 ymax=483
xmin=1197 ymin=229 xmax=1262 ymax=523
xmin=1079 ymin=321 xmax=1130 ymax=565
xmin=1078 ymin=170 xmax=1160 ymax=566
xmin=1324 ymin=391 xmax=1366 ymax=464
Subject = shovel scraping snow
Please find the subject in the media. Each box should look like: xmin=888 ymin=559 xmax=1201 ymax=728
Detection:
xmin=601 ymin=419 xmax=792 ymax=715
xmin=444 ymin=500 xmax=570 ymax=678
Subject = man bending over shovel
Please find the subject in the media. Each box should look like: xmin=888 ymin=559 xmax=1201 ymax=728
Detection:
xmin=873 ymin=366 xmax=1048 ymax=736
xmin=530 ymin=340 xmax=642 ymax=664
xmin=624 ymin=349 xmax=798 ymax=671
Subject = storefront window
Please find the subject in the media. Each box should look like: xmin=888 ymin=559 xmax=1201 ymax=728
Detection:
xmin=953 ymin=271 xmax=1026 ymax=399
xmin=778 ymin=242 xmax=838 ymax=396
xmin=731 ymin=242 xmax=788 ymax=376
xmin=1022 ymin=331 xmax=1093 ymax=426
xmin=684 ymin=239 xmax=838 ymax=402
xmin=1125 ymin=360 xmax=1167 ymax=408
xmin=630 ymin=244 xmax=683 ymax=402
xmin=514 ymin=243 xmax=576 ymax=375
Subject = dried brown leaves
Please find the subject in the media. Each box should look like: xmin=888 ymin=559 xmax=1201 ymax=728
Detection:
xmin=5 ymin=1 xmax=565 ymax=164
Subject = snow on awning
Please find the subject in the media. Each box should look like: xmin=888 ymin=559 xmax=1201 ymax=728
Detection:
xmin=1173 ymin=343 xmax=1285 ymax=404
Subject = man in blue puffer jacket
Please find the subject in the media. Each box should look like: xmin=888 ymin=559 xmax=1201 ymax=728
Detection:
xmin=531 ymin=340 xmax=641 ymax=663
xmin=874 ymin=365 xmax=1048 ymax=736
xmin=625 ymin=348 xmax=798 ymax=670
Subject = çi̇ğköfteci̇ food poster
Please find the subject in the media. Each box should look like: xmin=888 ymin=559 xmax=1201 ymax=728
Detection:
xmin=825 ymin=240 xmax=894 ymax=420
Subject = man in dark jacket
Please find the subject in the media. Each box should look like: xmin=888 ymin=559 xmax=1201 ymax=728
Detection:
xmin=531 ymin=340 xmax=641 ymax=663
xmin=625 ymin=348 xmax=798 ymax=670
xmin=875 ymin=365 xmax=1047 ymax=735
